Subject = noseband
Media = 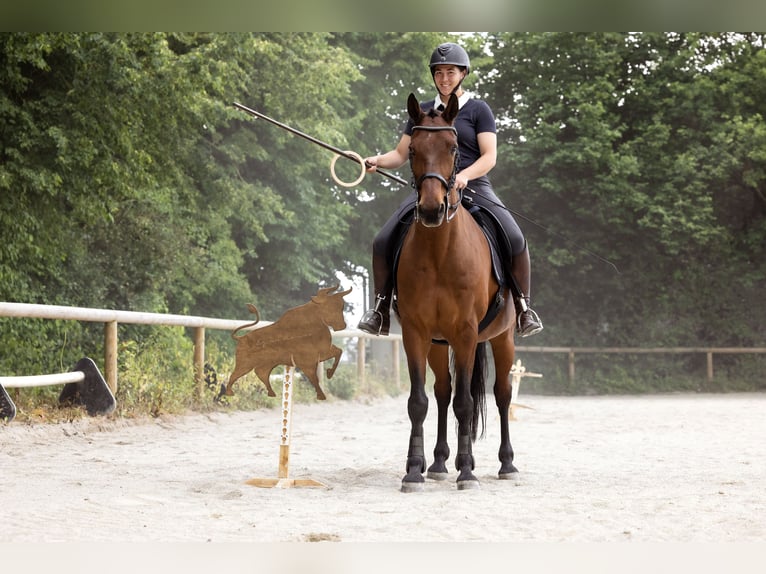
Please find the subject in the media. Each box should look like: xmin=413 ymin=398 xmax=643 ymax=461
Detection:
xmin=410 ymin=125 xmax=462 ymax=223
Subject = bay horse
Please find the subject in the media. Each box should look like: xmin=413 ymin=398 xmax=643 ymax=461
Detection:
xmin=396 ymin=93 xmax=518 ymax=492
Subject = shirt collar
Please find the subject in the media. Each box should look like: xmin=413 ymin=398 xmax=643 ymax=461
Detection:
xmin=435 ymin=91 xmax=471 ymax=110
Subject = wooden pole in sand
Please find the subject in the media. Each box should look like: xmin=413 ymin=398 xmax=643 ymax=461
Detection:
xmin=509 ymin=359 xmax=541 ymax=421
xmin=246 ymin=365 xmax=326 ymax=489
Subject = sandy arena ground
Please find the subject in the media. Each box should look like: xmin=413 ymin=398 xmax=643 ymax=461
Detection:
xmin=2 ymin=391 xmax=764 ymax=542
xmin=1 ymin=391 xmax=764 ymax=571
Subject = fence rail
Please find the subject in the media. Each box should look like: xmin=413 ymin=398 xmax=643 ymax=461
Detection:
xmin=2 ymin=302 xmax=763 ymax=394
xmin=515 ymin=345 xmax=766 ymax=385
xmin=0 ymin=370 xmax=86 ymax=388
xmin=0 ymin=356 xmax=116 ymax=422
xmin=0 ymin=302 xmax=399 ymax=395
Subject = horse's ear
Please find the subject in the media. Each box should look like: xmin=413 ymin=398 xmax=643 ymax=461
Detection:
xmin=441 ymin=93 xmax=459 ymax=124
xmin=407 ymin=93 xmax=422 ymax=123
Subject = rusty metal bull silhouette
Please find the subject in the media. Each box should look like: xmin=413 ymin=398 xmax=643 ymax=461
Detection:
xmin=222 ymin=285 xmax=352 ymax=401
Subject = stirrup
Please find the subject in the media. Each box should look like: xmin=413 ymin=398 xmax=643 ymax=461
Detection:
xmin=358 ymin=309 xmax=384 ymax=335
xmin=517 ymin=308 xmax=543 ymax=337
xmin=357 ymin=295 xmax=390 ymax=336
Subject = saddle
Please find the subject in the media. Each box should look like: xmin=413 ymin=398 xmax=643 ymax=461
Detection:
xmin=391 ymin=199 xmax=510 ymax=342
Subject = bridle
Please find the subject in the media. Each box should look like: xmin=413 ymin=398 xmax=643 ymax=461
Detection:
xmin=410 ymin=125 xmax=462 ymax=224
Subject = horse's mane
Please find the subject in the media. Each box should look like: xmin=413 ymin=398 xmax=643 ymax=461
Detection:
xmin=426 ymin=107 xmax=441 ymax=119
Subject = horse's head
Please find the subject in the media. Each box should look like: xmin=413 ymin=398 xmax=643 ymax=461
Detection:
xmin=407 ymin=92 xmax=460 ymax=227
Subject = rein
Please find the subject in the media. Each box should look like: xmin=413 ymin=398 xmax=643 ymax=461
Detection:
xmin=410 ymin=125 xmax=461 ymax=223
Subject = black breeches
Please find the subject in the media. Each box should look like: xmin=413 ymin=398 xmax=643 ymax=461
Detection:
xmin=463 ymin=183 xmax=526 ymax=256
xmin=372 ymin=184 xmax=526 ymax=267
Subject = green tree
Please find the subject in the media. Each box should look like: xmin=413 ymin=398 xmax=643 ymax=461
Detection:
xmin=5 ymin=32 xmax=762 ymax=393
xmin=486 ymin=32 xmax=766 ymax=351
xmin=0 ymin=33 xmax=367 ymax=374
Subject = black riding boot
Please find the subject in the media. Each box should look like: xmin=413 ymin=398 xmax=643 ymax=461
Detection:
xmin=357 ymin=253 xmax=392 ymax=336
xmin=510 ymin=244 xmax=543 ymax=337
xmin=357 ymin=292 xmax=391 ymax=336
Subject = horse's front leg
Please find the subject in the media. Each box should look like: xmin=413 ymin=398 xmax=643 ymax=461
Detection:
xmin=452 ymin=343 xmax=479 ymax=490
xmin=401 ymin=341 xmax=430 ymax=493
xmin=426 ymin=344 xmax=451 ymax=480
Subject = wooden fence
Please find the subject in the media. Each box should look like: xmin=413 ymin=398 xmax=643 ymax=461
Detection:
xmin=0 ymin=302 xmax=399 ymax=396
xmin=515 ymin=345 xmax=766 ymax=385
xmin=1 ymin=302 xmax=763 ymax=393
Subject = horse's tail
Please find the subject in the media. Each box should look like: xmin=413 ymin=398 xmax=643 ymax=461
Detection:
xmin=471 ymin=342 xmax=488 ymax=441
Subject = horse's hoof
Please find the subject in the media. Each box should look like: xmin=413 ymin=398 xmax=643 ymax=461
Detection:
xmin=456 ymin=479 xmax=480 ymax=491
xmin=426 ymin=471 xmax=449 ymax=481
xmin=401 ymin=480 xmax=425 ymax=493
xmin=499 ymin=471 xmax=521 ymax=483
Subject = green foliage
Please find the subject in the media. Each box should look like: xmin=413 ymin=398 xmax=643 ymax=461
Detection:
xmin=486 ymin=32 xmax=766 ymax=352
xmin=321 ymin=360 xmax=403 ymax=401
xmin=323 ymin=364 xmax=357 ymax=400
xmin=1 ymin=33 xmax=765 ymax=399
xmin=112 ymin=325 xmax=196 ymax=417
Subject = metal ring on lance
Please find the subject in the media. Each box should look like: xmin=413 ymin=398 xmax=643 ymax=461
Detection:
xmin=330 ymin=150 xmax=366 ymax=187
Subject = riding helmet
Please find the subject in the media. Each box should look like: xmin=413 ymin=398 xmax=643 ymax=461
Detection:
xmin=429 ymin=42 xmax=471 ymax=74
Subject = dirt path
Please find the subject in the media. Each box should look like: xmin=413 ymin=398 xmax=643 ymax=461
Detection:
xmin=1 ymin=392 xmax=764 ymax=543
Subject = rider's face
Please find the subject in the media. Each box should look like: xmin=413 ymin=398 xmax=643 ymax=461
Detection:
xmin=432 ymin=65 xmax=465 ymax=97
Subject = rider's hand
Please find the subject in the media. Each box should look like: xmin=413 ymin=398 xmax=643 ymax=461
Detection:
xmin=364 ymin=156 xmax=379 ymax=173
xmin=455 ymin=172 xmax=469 ymax=190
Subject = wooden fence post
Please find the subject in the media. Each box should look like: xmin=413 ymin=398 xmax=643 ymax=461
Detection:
xmin=104 ymin=321 xmax=118 ymax=392
xmin=193 ymin=326 xmax=205 ymax=399
xmin=357 ymin=336 xmax=366 ymax=389
xmin=568 ymin=350 xmax=575 ymax=386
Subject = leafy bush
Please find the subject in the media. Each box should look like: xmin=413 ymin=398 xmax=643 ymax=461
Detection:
xmin=113 ymin=326 xmax=197 ymax=417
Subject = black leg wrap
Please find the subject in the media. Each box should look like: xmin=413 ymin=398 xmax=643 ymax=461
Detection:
xmin=407 ymin=435 xmax=426 ymax=473
xmin=402 ymin=435 xmax=427 ymax=492
xmin=455 ymin=434 xmax=475 ymax=471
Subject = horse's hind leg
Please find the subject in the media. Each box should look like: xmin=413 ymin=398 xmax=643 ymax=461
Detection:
xmin=426 ymin=344 xmax=451 ymax=480
xmin=491 ymin=334 xmax=519 ymax=479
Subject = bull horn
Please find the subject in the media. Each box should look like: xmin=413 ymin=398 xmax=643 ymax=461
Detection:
xmin=319 ymin=284 xmax=339 ymax=295
xmin=312 ymin=284 xmax=339 ymax=301
xmin=312 ymin=285 xmax=352 ymax=304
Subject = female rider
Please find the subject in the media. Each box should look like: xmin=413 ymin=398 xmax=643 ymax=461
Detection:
xmin=358 ymin=42 xmax=543 ymax=338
